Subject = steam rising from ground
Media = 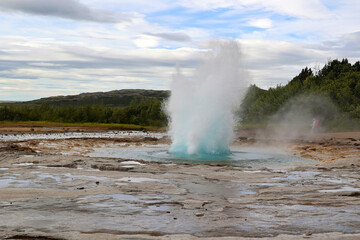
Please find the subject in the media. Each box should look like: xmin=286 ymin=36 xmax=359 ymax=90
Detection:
xmin=166 ymin=40 xmax=248 ymax=157
xmin=267 ymin=94 xmax=338 ymax=140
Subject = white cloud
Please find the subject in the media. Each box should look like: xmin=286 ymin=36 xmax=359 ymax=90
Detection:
xmin=28 ymin=62 xmax=65 ymax=67
xmin=0 ymin=0 xmax=360 ymax=101
xmin=84 ymin=0 xmax=175 ymax=13
xmin=133 ymin=35 xmax=159 ymax=48
xmin=0 ymin=34 xmax=204 ymax=100
xmin=0 ymin=0 xmax=138 ymax=23
xmin=237 ymin=34 xmax=360 ymax=88
xmin=247 ymin=18 xmax=272 ymax=29
xmin=246 ymin=0 xmax=331 ymax=19
xmin=145 ymin=32 xmax=192 ymax=42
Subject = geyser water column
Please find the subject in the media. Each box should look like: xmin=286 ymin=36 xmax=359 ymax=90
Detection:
xmin=166 ymin=40 xmax=248 ymax=157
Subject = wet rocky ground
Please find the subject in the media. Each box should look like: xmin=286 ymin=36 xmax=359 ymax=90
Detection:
xmin=0 ymin=130 xmax=359 ymax=240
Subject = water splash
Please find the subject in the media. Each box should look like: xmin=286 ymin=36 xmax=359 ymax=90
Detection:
xmin=166 ymin=40 xmax=248 ymax=158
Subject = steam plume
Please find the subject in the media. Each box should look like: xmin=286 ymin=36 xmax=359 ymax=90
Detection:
xmin=166 ymin=40 xmax=248 ymax=157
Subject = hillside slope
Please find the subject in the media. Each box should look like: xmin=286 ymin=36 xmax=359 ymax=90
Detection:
xmin=25 ymin=89 xmax=170 ymax=107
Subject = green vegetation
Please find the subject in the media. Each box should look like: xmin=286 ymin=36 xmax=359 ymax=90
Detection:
xmin=0 ymin=97 xmax=167 ymax=128
xmin=0 ymin=121 xmax=156 ymax=131
xmin=240 ymin=59 xmax=360 ymax=130
xmin=1 ymin=59 xmax=359 ymax=131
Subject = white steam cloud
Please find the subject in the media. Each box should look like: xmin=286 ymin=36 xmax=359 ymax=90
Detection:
xmin=166 ymin=40 xmax=248 ymax=156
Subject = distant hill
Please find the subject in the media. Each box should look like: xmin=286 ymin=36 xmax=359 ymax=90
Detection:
xmin=22 ymin=89 xmax=170 ymax=107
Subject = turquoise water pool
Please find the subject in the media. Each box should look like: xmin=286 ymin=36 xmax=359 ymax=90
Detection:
xmin=88 ymin=146 xmax=317 ymax=169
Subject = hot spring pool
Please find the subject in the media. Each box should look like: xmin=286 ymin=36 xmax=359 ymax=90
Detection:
xmin=87 ymin=146 xmax=317 ymax=169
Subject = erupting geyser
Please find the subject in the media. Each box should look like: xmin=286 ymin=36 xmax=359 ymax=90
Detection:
xmin=166 ymin=40 xmax=248 ymax=157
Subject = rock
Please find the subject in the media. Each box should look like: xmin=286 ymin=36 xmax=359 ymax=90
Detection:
xmin=195 ymin=212 xmax=204 ymax=217
xmin=183 ymin=199 xmax=209 ymax=209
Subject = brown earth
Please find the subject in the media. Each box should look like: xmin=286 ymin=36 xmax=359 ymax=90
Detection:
xmin=235 ymin=129 xmax=360 ymax=164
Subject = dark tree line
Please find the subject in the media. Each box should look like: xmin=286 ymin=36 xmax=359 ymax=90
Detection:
xmin=0 ymin=98 xmax=167 ymax=127
xmin=240 ymin=59 xmax=360 ymax=124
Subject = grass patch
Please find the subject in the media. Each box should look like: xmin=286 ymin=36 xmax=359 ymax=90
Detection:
xmin=0 ymin=121 xmax=162 ymax=131
xmin=237 ymin=121 xmax=268 ymax=130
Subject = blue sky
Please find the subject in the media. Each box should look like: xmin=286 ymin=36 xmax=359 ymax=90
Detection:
xmin=0 ymin=0 xmax=360 ymax=101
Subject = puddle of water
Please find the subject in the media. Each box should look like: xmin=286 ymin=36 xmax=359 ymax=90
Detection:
xmin=318 ymin=186 xmax=360 ymax=193
xmin=120 ymin=161 xmax=145 ymax=165
xmin=63 ymin=173 xmax=115 ymax=183
xmin=118 ymin=177 xmax=160 ymax=183
xmin=319 ymin=175 xmax=358 ymax=184
xmin=78 ymin=193 xmax=139 ymax=202
xmin=239 ymin=190 xmax=256 ymax=195
xmin=77 ymin=193 xmax=169 ymax=205
xmin=36 ymin=166 xmax=65 ymax=169
xmin=272 ymin=171 xmax=321 ymax=181
xmin=35 ymin=173 xmax=62 ymax=182
xmin=0 ymin=178 xmax=12 ymax=188
xmin=13 ymin=163 xmax=34 ymax=166
xmin=243 ymin=170 xmax=268 ymax=173
xmin=0 ymin=177 xmax=32 ymax=188
xmin=0 ymin=172 xmax=70 ymax=189
xmin=252 ymin=182 xmax=285 ymax=187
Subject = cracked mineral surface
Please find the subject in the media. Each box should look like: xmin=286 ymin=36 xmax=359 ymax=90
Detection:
xmin=0 ymin=128 xmax=359 ymax=240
